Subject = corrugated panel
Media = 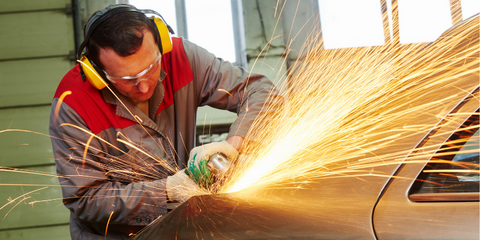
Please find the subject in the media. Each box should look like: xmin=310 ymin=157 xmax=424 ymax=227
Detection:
xmin=0 ymin=11 xmax=75 ymax=60
xmin=0 ymin=165 xmax=69 ymax=230
xmin=0 ymin=0 xmax=109 ymax=237
xmin=0 ymin=106 xmax=52 ymax=167
xmin=0 ymin=57 xmax=74 ymax=108
xmin=0 ymin=224 xmax=70 ymax=240
xmin=0 ymin=0 xmax=69 ymax=13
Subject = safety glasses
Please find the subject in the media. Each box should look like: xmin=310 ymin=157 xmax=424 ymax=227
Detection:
xmin=103 ymin=52 xmax=161 ymax=86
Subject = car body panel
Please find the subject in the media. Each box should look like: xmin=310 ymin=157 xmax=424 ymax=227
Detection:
xmin=373 ymin=92 xmax=480 ymax=240
xmin=136 ymin=174 xmax=392 ymax=239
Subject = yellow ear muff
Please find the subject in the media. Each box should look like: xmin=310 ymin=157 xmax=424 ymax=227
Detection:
xmin=153 ymin=17 xmax=173 ymax=54
xmin=77 ymin=55 xmax=109 ymax=90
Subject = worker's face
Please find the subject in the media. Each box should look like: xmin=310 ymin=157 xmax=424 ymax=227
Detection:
xmin=99 ymin=30 xmax=160 ymax=104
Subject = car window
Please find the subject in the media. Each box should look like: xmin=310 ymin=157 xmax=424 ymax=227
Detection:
xmin=409 ymin=109 xmax=479 ymax=201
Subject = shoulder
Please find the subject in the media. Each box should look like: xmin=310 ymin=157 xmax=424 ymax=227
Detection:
xmin=53 ymin=65 xmax=127 ymax=134
xmin=54 ymin=65 xmax=101 ymax=100
xmin=161 ymin=37 xmax=194 ymax=89
xmin=178 ymin=37 xmax=216 ymax=61
xmin=53 ymin=65 xmax=105 ymax=114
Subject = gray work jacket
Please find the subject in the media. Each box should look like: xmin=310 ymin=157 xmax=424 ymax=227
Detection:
xmin=49 ymin=38 xmax=282 ymax=239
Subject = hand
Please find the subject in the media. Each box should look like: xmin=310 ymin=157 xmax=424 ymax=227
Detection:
xmin=187 ymin=140 xmax=238 ymax=186
xmin=166 ymin=170 xmax=208 ymax=203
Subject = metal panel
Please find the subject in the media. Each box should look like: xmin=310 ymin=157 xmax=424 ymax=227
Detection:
xmin=373 ymin=96 xmax=479 ymax=240
xmin=0 ymin=224 xmax=70 ymax=240
xmin=0 ymin=165 xmax=69 ymax=230
xmin=0 ymin=0 xmax=109 ymax=237
xmin=0 ymin=57 xmax=74 ymax=108
xmin=0 ymin=0 xmax=70 ymax=13
xmin=0 ymin=106 xmax=53 ymax=167
xmin=0 ymin=11 xmax=75 ymax=61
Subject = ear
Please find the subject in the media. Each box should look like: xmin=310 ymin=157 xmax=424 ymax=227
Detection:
xmin=77 ymin=55 xmax=109 ymax=90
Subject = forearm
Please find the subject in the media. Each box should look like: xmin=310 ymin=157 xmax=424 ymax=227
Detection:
xmin=183 ymin=39 xmax=284 ymax=140
xmin=228 ymin=71 xmax=284 ymax=140
xmin=226 ymin=135 xmax=244 ymax=151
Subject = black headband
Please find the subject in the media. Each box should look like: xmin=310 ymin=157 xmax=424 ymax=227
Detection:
xmin=76 ymin=5 xmax=174 ymax=60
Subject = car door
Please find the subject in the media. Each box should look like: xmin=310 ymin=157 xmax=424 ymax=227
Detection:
xmin=373 ymin=89 xmax=479 ymax=240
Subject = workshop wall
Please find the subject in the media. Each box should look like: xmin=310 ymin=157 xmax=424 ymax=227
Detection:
xmin=0 ymin=1 xmax=114 ymax=239
xmin=0 ymin=0 xmax=75 ymax=239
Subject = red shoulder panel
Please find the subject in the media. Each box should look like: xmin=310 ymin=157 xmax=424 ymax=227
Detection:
xmin=54 ymin=65 xmax=137 ymax=135
xmin=156 ymin=37 xmax=194 ymax=114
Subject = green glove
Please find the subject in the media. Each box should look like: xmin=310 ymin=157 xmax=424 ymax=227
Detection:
xmin=186 ymin=141 xmax=238 ymax=188
xmin=186 ymin=153 xmax=214 ymax=188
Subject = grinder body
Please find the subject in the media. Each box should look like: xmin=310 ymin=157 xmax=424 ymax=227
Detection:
xmin=186 ymin=152 xmax=234 ymax=189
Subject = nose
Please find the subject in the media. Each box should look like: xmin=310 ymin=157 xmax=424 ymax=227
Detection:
xmin=137 ymin=80 xmax=149 ymax=93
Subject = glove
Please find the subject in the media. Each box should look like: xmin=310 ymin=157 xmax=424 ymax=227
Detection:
xmin=166 ymin=170 xmax=208 ymax=203
xmin=187 ymin=141 xmax=238 ymax=186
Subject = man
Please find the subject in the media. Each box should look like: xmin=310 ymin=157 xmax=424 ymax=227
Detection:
xmin=49 ymin=4 xmax=282 ymax=240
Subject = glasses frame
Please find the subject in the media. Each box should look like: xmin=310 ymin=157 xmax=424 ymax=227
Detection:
xmin=103 ymin=52 xmax=162 ymax=86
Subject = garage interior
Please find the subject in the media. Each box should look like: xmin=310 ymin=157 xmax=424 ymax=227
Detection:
xmin=0 ymin=0 xmax=477 ymax=239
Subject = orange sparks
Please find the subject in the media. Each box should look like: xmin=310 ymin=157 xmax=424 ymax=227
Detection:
xmin=53 ymin=90 xmax=72 ymax=123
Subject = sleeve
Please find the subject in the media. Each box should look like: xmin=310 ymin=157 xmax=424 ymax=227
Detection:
xmin=182 ymin=39 xmax=284 ymax=141
xmin=49 ymin=98 xmax=168 ymax=235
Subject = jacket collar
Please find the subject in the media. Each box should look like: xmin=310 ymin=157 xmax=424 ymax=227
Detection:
xmin=100 ymin=68 xmax=167 ymax=129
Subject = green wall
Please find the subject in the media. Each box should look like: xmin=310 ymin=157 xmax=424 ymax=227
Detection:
xmin=0 ymin=0 xmax=113 ymax=239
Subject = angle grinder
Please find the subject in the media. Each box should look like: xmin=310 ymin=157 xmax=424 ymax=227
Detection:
xmin=186 ymin=152 xmax=234 ymax=190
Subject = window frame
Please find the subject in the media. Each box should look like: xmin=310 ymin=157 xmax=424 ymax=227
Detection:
xmin=311 ymin=0 xmax=472 ymax=50
xmin=174 ymin=0 xmax=247 ymax=68
xmin=409 ymin=110 xmax=479 ymax=202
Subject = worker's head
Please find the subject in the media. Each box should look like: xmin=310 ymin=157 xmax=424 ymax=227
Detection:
xmin=77 ymin=4 xmax=174 ymax=103
xmin=98 ymin=28 xmax=161 ymax=103
xmin=85 ymin=7 xmax=158 ymax=69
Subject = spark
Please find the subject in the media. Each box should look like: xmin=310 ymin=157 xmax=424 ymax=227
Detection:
xmin=105 ymin=210 xmax=115 ymax=239
xmin=219 ymin=15 xmax=479 ymax=194
xmin=28 ymin=197 xmax=65 ymax=205
xmin=0 ymin=166 xmax=58 ymax=178
xmin=0 ymin=187 xmax=48 ymax=212
xmin=53 ymin=90 xmax=72 ymax=123
xmin=423 ymin=169 xmax=479 ymax=173
xmin=0 ymin=187 xmax=49 ymax=219
xmin=3 ymin=196 xmax=31 ymax=220
xmin=217 ymin=89 xmax=233 ymax=97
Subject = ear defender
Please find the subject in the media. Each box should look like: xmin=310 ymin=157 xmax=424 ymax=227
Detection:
xmin=77 ymin=5 xmax=174 ymax=90
xmin=153 ymin=16 xmax=173 ymax=54
xmin=77 ymin=56 xmax=109 ymax=90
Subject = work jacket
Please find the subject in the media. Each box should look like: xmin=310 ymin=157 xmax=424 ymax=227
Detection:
xmin=49 ymin=37 xmax=282 ymax=239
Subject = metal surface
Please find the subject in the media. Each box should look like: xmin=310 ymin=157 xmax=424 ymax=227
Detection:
xmin=373 ymin=92 xmax=480 ymax=240
xmin=135 ymin=176 xmax=392 ymax=239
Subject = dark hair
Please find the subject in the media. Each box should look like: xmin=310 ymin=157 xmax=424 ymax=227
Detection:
xmin=85 ymin=9 xmax=158 ymax=68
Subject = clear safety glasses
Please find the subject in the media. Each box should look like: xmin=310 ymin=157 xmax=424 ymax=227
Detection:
xmin=103 ymin=53 xmax=161 ymax=86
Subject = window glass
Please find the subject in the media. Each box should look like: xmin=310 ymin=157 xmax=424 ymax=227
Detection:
xmin=185 ymin=0 xmax=236 ymax=62
xmin=398 ymin=0 xmax=452 ymax=43
xmin=411 ymin=109 xmax=479 ymax=194
xmin=452 ymin=130 xmax=479 ymax=183
xmin=461 ymin=0 xmax=480 ymax=20
xmin=128 ymin=0 xmax=177 ymax=36
xmin=128 ymin=0 xmax=236 ymax=62
xmin=317 ymin=0 xmax=385 ymax=49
